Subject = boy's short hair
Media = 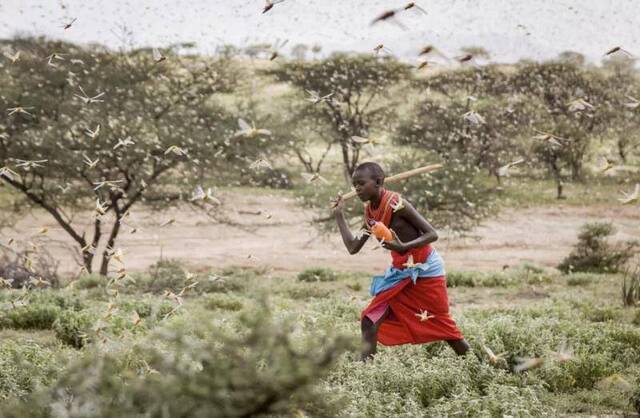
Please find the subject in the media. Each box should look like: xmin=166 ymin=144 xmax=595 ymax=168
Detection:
xmin=354 ymin=162 xmax=385 ymax=182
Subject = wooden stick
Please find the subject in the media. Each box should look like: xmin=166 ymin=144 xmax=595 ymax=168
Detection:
xmin=331 ymin=163 xmax=443 ymax=207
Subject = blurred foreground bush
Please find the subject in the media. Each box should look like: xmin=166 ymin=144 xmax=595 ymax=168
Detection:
xmin=0 ymin=341 xmax=62 ymax=401
xmin=0 ymin=300 xmax=355 ymax=417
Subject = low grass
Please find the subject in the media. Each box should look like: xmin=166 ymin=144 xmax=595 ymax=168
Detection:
xmin=493 ymin=175 xmax=637 ymax=208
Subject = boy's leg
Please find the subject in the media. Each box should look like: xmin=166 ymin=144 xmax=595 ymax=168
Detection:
xmin=361 ymin=307 xmax=390 ymax=362
xmin=446 ymin=338 xmax=470 ymax=356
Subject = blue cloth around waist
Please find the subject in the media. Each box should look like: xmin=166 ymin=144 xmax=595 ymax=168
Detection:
xmin=369 ymin=248 xmax=446 ymax=296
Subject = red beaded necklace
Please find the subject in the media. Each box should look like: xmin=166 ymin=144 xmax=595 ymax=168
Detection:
xmin=365 ymin=188 xmax=398 ymax=227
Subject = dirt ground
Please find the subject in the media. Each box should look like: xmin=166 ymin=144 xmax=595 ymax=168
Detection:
xmin=4 ymin=190 xmax=640 ymax=277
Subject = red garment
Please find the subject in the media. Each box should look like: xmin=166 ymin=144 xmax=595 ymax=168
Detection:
xmin=364 ymin=188 xmax=433 ymax=266
xmin=361 ymin=188 xmax=464 ymax=346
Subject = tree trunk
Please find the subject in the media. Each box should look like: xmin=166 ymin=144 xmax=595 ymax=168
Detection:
xmin=99 ymin=215 xmax=123 ymax=276
xmin=570 ymin=160 xmax=582 ymax=182
xmin=550 ymin=160 xmax=565 ymax=199
xmin=82 ymin=250 xmax=94 ymax=274
xmin=556 ymin=182 xmax=564 ymax=200
xmin=339 ymin=138 xmax=352 ymax=185
xmin=617 ymin=138 xmax=628 ymax=163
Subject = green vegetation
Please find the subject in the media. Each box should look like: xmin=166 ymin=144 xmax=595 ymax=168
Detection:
xmin=297 ymin=267 xmax=339 ymax=282
xmin=558 ymin=222 xmax=639 ymax=273
xmin=0 ymin=267 xmax=638 ymax=416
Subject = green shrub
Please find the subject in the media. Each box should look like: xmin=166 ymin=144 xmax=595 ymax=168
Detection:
xmin=3 ymin=304 xmax=61 ymax=330
xmin=204 ymin=294 xmax=243 ymax=311
xmin=346 ymin=282 xmax=362 ymax=291
xmin=566 ymin=273 xmax=598 ymax=286
xmin=3 ymin=301 xmax=354 ymax=417
xmin=284 ymin=285 xmax=334 ymax=300
xmin=0 ymin=341 xmax=61 ymax=400
xmin=134 ymin=258 xmax=188 ymax=294
xmin=28 ymin=292 xmax=84 ymax=311
xmin=446 ymin=271 xmax=477 ymax=287
xmin=519 ymin=263 xmax=546 ymax=274
xmin=297 ymin=267 xmax=338 ymax=282
xmin=447 ymin=271 xmax=518 ymax=287
xmin=582 ymin=306 xmax=622 ymax=323
xmin=389 ymin=153 xmax=495 ymax=234
xmin=71 ymin=274 xmax=105 ymax=290
xmin=118 ymin=298 xmax=155 ymax=318
xmin=0 ymin=314 xmax=12 ymax=329
xmin=198 ymin=272 xmax=247 ymax=294
xmin=558 ymin=222 xmax=639 ymax=274
xmin=541 ymin=353 xmax=617 ymax=392
xmin=0 ymin=291 xmax=85 ymax=331
xmin=52 ymin=310 xmax=95 ymax=348
xmin=622 ymin=266 xmax=640 ymax=307
xmin=430 ymin=382 xmax=552 ymax=417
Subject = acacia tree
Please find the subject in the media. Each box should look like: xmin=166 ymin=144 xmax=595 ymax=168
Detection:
xmin=264 ymin=53 xmax=411 ymax=184
xmin=600 ymin=55 xmax=640 ymax=163
xmin=399 ymin=65 xmax=527 ymax=181
xmin=510 ymin=60 xmax=622 ymax=181
xmin=0 ymin=38 xmax=239 ymax=276
xmin=402 ymin=59 xmax=639 ymax=196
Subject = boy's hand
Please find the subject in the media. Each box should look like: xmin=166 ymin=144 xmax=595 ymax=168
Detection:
xmin=381 ymin=229 xmax=408 ymax=253
xmin=331 ymin=194 xmax=345 ymax=213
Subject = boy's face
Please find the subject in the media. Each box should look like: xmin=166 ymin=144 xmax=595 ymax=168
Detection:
xmin=352 ymin=169 xmax=382 ymax=202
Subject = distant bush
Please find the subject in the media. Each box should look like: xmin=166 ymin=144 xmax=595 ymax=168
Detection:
xmin=447 ymin=271 xmax=519 ymax=287
xmin=346 ymin=282 xmax=362 ymax=292
xmin=134 ymin=258 xmax=188 ymax=294
xmin=389 ymin=154 xmax=495 ymax=234
xmin=29 ymin=292 xmax=84 ymax=311
xmin=71 ymin=274 xmax=105 ymax=290
xmin=204 ymin=294 xmax=243 ymax=311
xmin=519 ymin=263 xmax=545 ymax=274
xmin=2 ymin=304 xmax=61 ymax=330
xmin=131 ymin=264 xmax=257 ymax=295
xmin=0 ymin=245 xmax=59 ymax=289
xmin=297 ymin=267 xmax=338 ymax=282
xmin=284 ymin=285 xmax=334 ymax=300
xmin=446 ymin=271 xmax=477 ymax=287
xmin=558 ymin=222 xmax=639 ymax=274
xmin=198 ymin=272 xmax=247 ymax=294
xmin=582 ymin=306 xmax=622 ymax=323
xmin=118 ymin=299 xmax=154 ymax=318
xmin=566 ymin=273 xmax=598 ymax=286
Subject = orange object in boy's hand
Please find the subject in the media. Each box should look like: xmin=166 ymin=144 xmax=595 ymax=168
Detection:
xmin=370 ymin=221 xmax=393 ymax=242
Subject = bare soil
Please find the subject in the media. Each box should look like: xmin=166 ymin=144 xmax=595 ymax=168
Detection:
xmin=4 ymin=190 xmax=640 ymax=277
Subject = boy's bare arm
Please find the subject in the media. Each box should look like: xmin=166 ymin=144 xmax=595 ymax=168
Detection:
xmin=333 ymin=197 xmax=369 ymax=254
xmin=396 ymin=200 xmax=438 ymax=250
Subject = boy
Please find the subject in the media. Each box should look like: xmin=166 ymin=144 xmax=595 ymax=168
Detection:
xmin=333 ymin=162 xmax=469 ymax=361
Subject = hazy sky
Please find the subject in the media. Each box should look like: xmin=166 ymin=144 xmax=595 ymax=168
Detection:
xmin=1 ymin=0 xmax=638 ymax=63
